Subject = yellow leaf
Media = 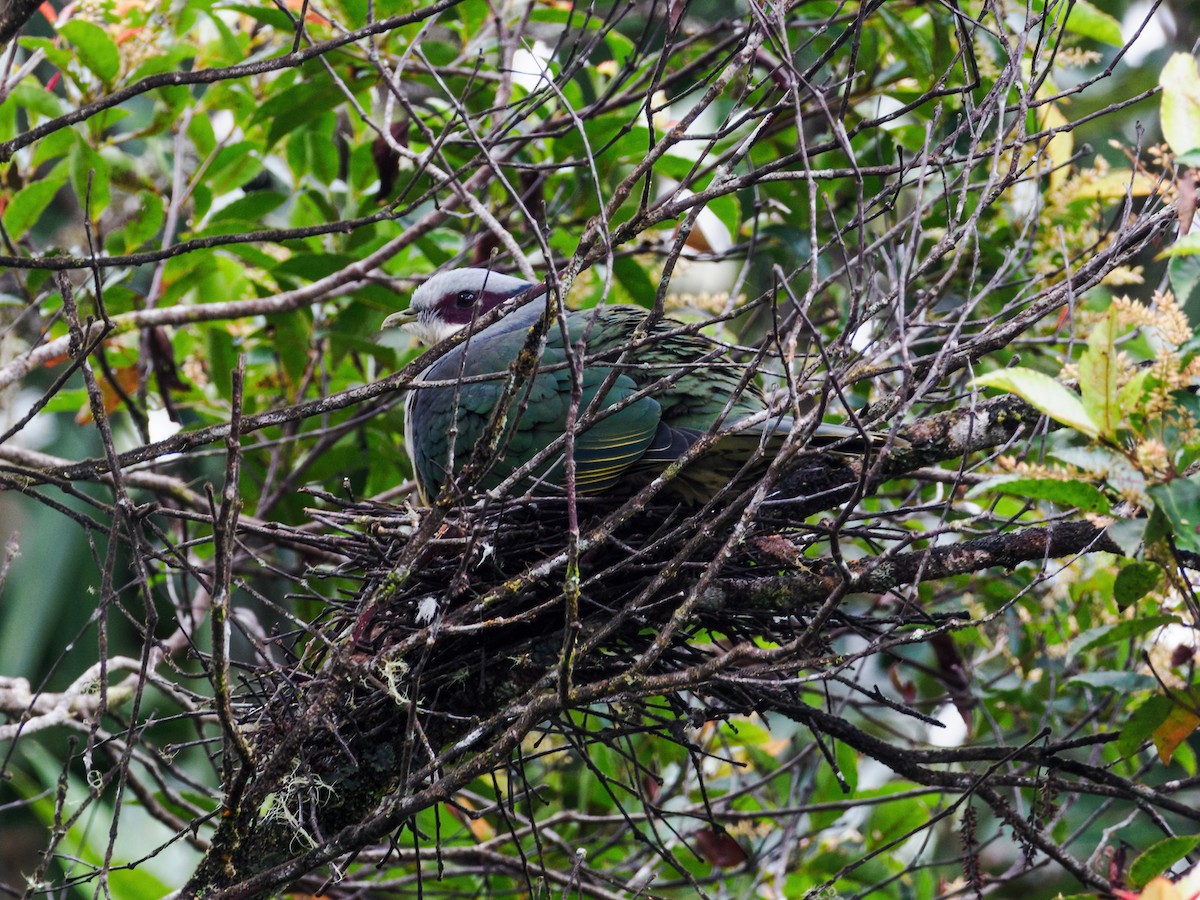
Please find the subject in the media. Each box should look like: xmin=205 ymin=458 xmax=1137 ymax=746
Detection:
xmin=1078 ymin=309 xmax=1120 ymax=439
xmin=1152 ymin=704 xmax=1200 ymax=765
xmin=1160 ymin=53 xmax=1200 ymax=157
xmin=1068 ymin=170 xmax=1163 ymax=202
xmin=75 ymin=365 xmax=140 ymax=425
xmin=1135 ymin=878 xmax=1183 ymax=900
xmin=1039 ymin=100 xmax=1073 ymax=193
xmin=445 ymin=796 xmax=495 ymax=842
xmin=972 ymin=368 xmax=1099 ymax=439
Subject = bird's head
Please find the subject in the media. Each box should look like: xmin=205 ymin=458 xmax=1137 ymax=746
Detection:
xmin=382 ymin=268 xmax=535 ymax=346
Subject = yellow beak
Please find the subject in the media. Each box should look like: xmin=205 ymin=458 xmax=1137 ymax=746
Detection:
xmin=381 ymin=309 xmax=418 ymax=330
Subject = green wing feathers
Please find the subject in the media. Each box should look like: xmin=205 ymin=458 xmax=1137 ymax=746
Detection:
xmin=404 ymin=302 xmax=868 ymax=501
xmin=407 ymin=327 xmax=665 ymax=497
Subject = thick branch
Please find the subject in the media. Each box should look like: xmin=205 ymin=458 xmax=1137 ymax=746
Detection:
xmin=704 ymin=520 xmax=1122 ymax=612
xmin=0 ymin=0 xmax=39 ymax=47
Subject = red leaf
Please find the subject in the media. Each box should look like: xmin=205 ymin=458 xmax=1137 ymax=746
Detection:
xmin=693 ymin=827 xmax=748 ymax=868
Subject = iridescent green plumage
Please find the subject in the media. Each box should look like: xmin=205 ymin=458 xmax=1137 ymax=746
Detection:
xmin=386 ymin=269 xmax=866 ymax=503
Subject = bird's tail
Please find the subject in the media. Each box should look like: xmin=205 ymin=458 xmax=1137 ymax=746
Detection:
xmin=638 ymin=417 xmax=894 ymax=502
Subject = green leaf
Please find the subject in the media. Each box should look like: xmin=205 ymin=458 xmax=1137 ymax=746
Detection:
xmin=201 ymin=6 xmax=246 ymax=64
xmin=421 ymin=39 xmax=460 ymax=69
xmin=1168 ymin=253 xmax=1200 ymax=321
xmin=69 ymin=139 xmax=111 ymax=218
xmin=1068 ymin=613 xmax=1175 ymax=661
xmin=603 ymin=29 xmax=636 ymax=68
xmin=8 ymin=81 xmax=64 ymax=119
xmin=207 ymin=141 xmax=262 ymax=193
xmin=0 ymin=89 xmax=12 ymax=144
xmin=1129 ymin=834 xmax=1200 ymax=888
xmin=1147 ymin=476 xmax=1200 ymax=553
xmin=188 ymin=112 xmax=217 ymax=158
xmin=114 ymin=193 xmax=165 ymax=252
xmin=18 ymin=36 xmax=75 ymax=72
xmin=1166 ymin=734 xmax=1195 ymax=777
xmin=553 ymin=113 xmax=630 ymax=162
xmin=59 ymin=19 xmax=121 ymax=84
xmin=31 ymin=126 xmax=74 ymax=167
xmin=613 ymin=255 xmax=657 ymax=307
xmin=1156 ymin=231 xmax=1200 ymax=259
xmin=880 ymin=8 xmax=931 ymax=80
xmin=206 ymin=191 xmax=287 ymax=227
xmin=2 ymin=167 xmax=68 ymax=239
xmin=1160 ymin=52 xmax=1200 ymax=157
xmin=127 ymin=44 xmax=196 ymax=82
xmin=972 ymin=368 xmax=1098 ymax=438
xmin=865 ymin=793 xmax=924 ymax=851
xmin=1078 ymin=309 xmax=1119 ymax=438
xmin=1118 ymin=367 xmax=1151 ymax=413
xmin=1067 ymin=671 xmax=1158 ymax=692
xmin=216 ymin=3 xmax=296 ymax=31
xmin=966 ymin=475 xmax=1111 ymax=513
xmin=206 ymin=326 xmax=236 ymax=402
xmin=836 ymin=739 xmax=858 ymax=794
xmin=267 ymin=311 xmax=312 ymax=386
xmin=1060 ymin=0 xmax=1123 ymax=46
xmin=192 ymin=183 xmax=212 ymax=223
xmin=309 ymin=127 xmax=339 ymax=185
xmin=221 ymin=243 xmax=284 ymax=273
xmin=1114 ymin=562 xmax=1164 ymax=608
xmin=38 ymin=386 xmax=91 ymax=415
xmin=20 ymin=755 xmax=177 ymax=900
xmin=273 ymin=253 xmax=359 ymax=281
xmin=252 ymin=77 xmax=355 ymax=150
xmin=1118 ymin=695 xmax=1173 ymax=758
xmin=1145 ymin=502 xmax=1173 ymax=546
xmin=1106 ymin=519 xmax=1148 ymax=556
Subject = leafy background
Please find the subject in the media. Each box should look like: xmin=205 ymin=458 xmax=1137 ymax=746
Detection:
xmin=1 ymin=0 xmax=1199 ymax=896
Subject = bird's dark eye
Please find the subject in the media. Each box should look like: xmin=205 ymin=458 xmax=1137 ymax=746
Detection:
xmin=454 ymin=290 xmax=476 ymax=308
